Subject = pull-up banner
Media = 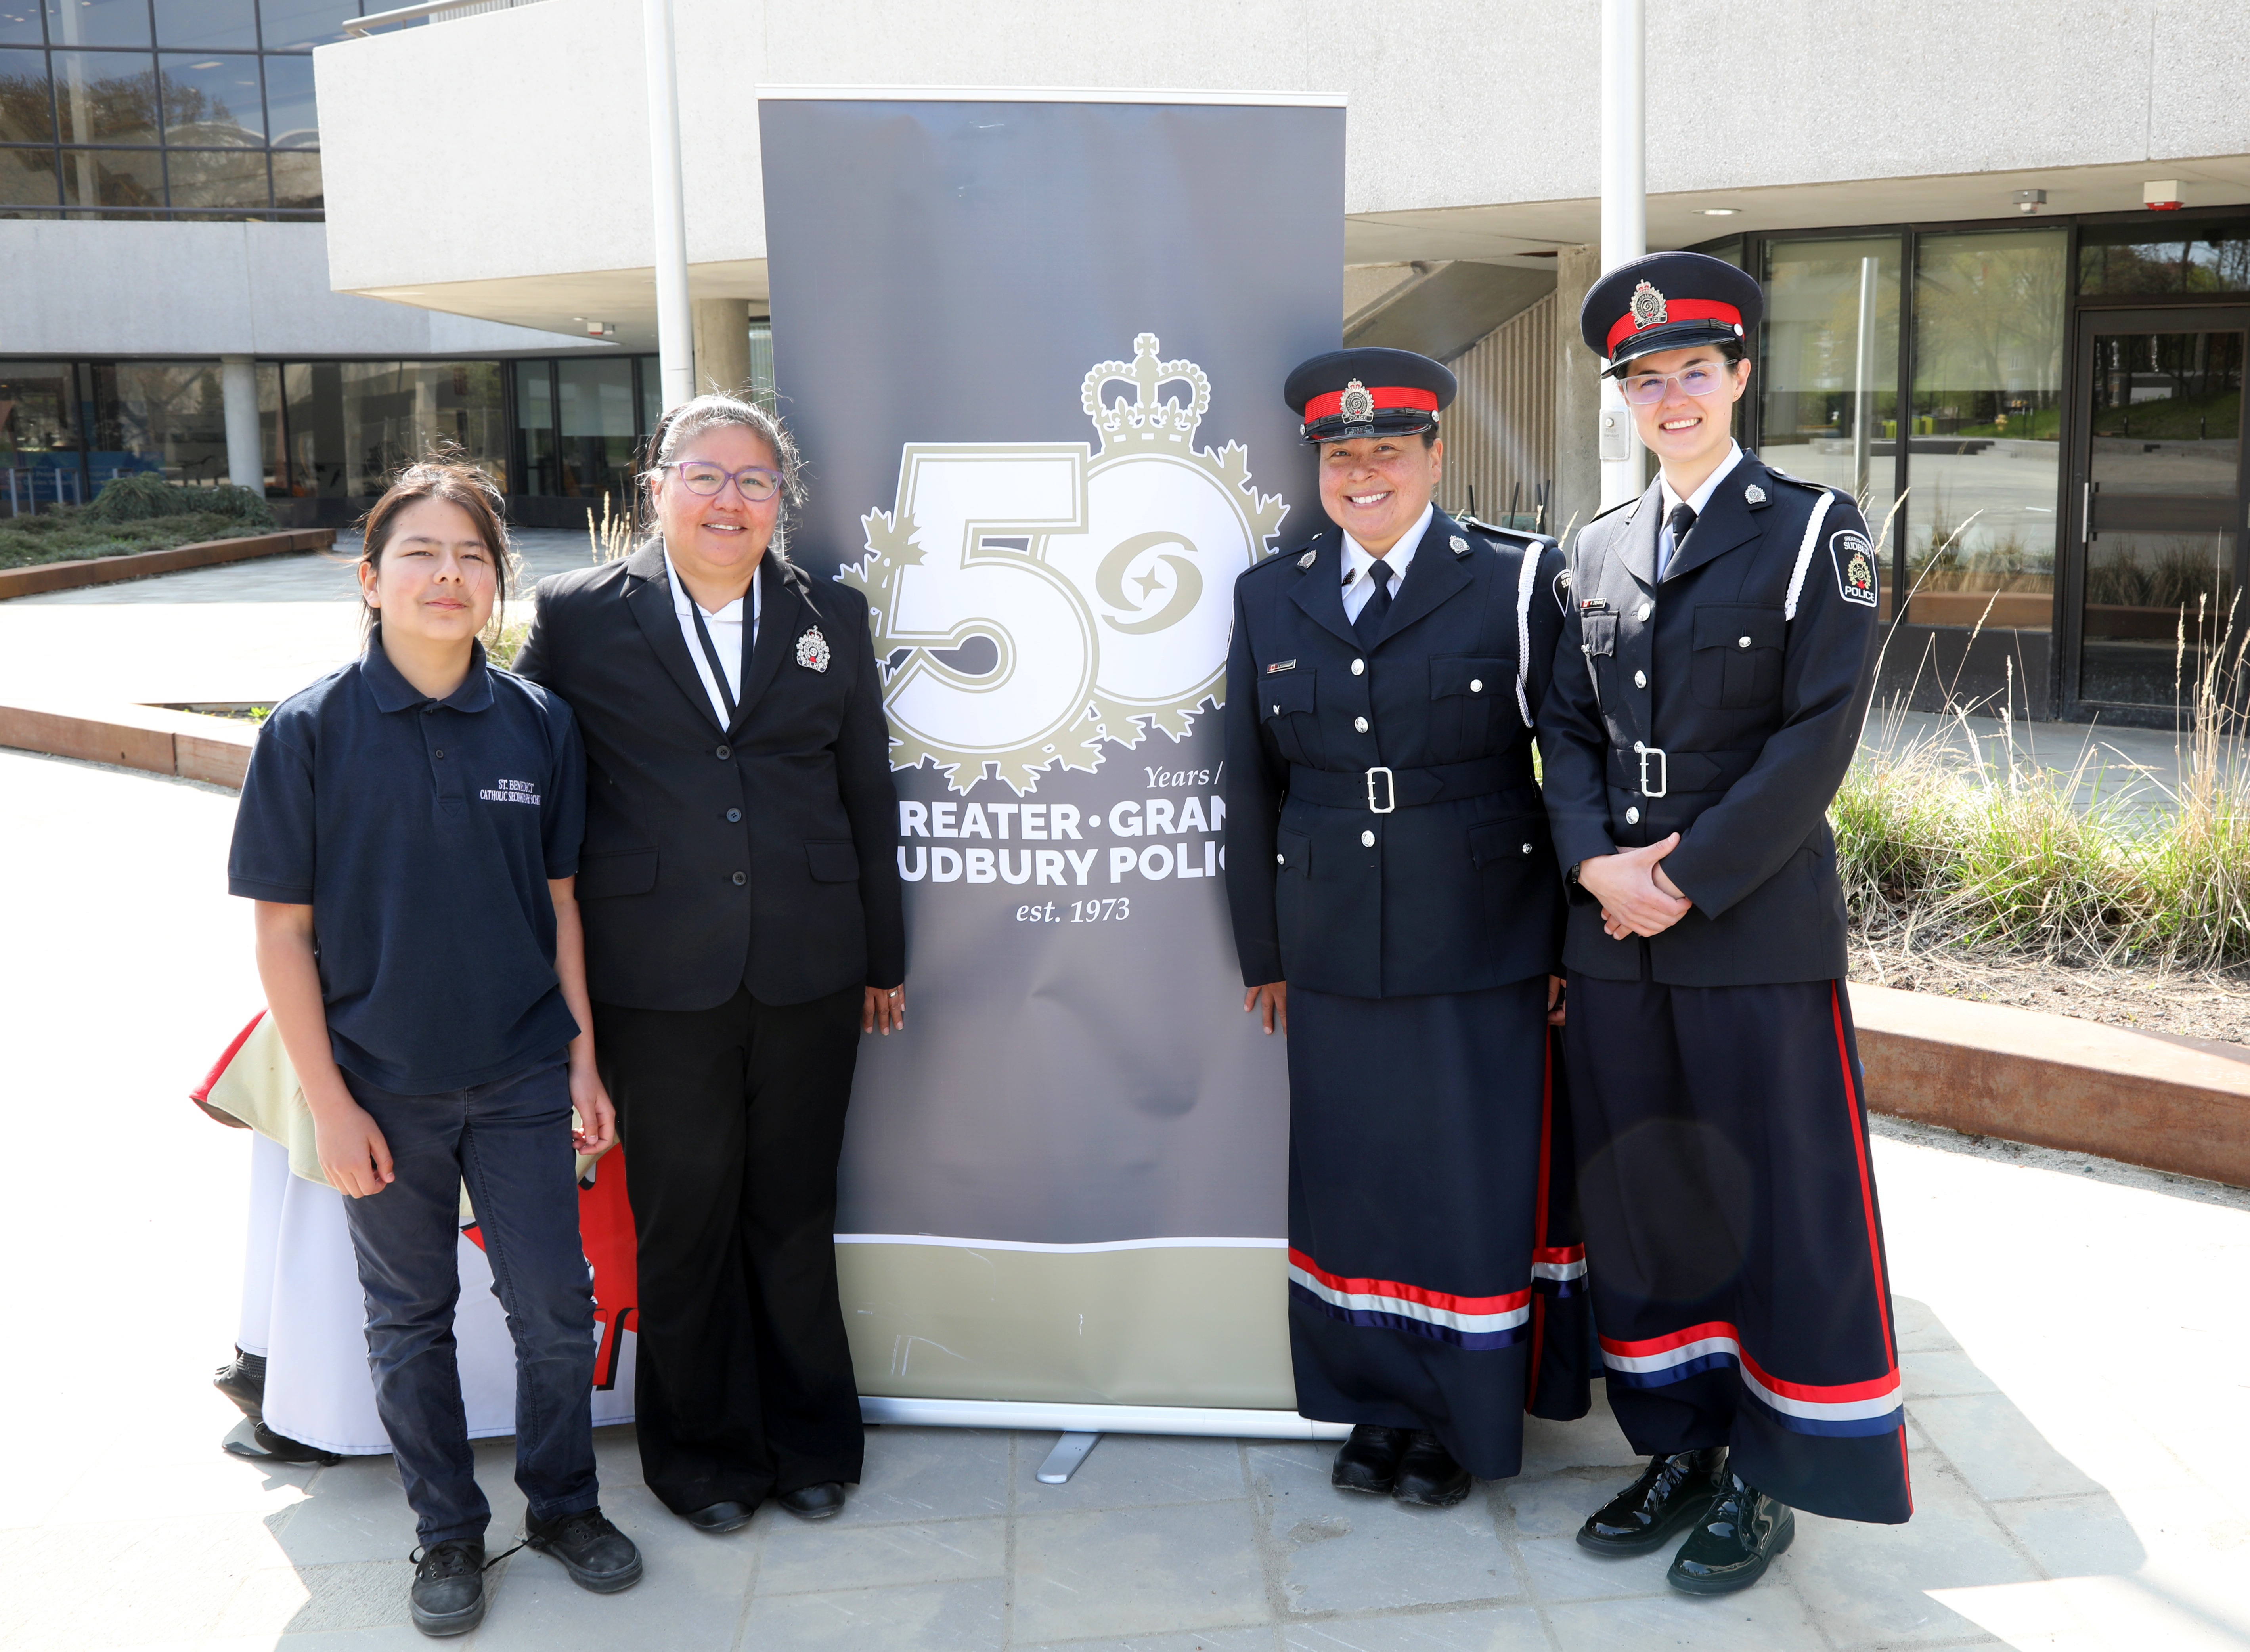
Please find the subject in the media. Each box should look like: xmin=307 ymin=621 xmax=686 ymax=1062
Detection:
xmin=759 ymin=89 xmax=1343 ymax=1418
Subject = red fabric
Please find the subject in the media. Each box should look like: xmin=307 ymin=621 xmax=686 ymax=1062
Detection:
xmin=1303 ymin=385 xmax=1441 ymax=421
xmin=461 ymin=1149 xmax=644 ymax=1393
xmin=1605 ymin=298 xmax=1742 ymax=355
xmin=191 ymin=1010 xmax=266 ymax=1106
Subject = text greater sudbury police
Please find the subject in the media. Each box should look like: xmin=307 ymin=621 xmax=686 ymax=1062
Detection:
xmin=895 ymin=767 xmax=1228 ymax=888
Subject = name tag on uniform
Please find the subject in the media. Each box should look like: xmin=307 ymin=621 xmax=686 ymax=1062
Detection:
xmin=1578 ymin=599 xmax=1611 ymax=614
xmin=1265 ymin=659 xmax=1297 ymax=673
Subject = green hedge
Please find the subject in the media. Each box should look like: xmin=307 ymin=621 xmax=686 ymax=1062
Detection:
xmin=0 ymin=475 xmax=282 ymax=572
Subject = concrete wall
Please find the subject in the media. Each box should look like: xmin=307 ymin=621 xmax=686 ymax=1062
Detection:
xmin=0 ymin=220 xmax=599 ymax=357
xmin=315 ymin=0 xmax=2250 ymax=298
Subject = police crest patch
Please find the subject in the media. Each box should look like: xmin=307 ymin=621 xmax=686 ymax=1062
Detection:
xmin=1630 ymin=280 xmax=1668 ymax=331
xmin=1831 ymin=530 xmax=1878 ymax=608
xmin=795 ymin=626 xmax=832 ymax=672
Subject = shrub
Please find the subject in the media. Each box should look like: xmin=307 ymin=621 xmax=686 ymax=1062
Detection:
xmin=83 ymin=472 xmax=274 ymax=529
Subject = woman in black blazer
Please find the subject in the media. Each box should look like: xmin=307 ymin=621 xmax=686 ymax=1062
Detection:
xmin=514 ymin=394 xmax=904 ymax=1530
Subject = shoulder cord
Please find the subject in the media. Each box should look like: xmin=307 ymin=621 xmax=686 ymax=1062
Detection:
xmin=1782 ymin=490 xmax=1837 ymax=621
xmin=1513 ymin=541 xmax=1542 ymax=728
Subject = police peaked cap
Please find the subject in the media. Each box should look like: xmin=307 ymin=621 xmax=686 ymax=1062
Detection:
xmin=1579 ymin=252 xmax=1763 ymax=376
xmin=1284 ymin=347 xmax=1456 ymax=443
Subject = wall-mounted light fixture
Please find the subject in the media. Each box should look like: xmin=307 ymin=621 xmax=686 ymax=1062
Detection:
xmin=2144 ymin=180 xmax=2185 ymax=211
xmin=2013 ymin=189 xmax=2046 ymax=215
xmin=1697 ymin=207 xmax=1740 ymax=217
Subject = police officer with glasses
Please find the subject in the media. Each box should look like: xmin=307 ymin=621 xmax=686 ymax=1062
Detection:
xmin=1226 ymin=348 xmax=1591 ymax=1511
xmin=1540 ymin=252 xmax=1910 ymax=1595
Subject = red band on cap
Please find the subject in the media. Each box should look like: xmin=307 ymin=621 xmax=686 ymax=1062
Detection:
xmin=1304 ymin=385 xmax=1442 ymax=421
xmin=1606 ymin=299 xmax=1742 ymax=356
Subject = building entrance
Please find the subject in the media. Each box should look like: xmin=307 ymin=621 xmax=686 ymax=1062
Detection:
xmin=2068 ymin=308 xmax=2249 ymax=717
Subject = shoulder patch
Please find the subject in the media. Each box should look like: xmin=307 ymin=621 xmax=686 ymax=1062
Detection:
xmin=1831 ymin=528 xmax=1879 ymax=608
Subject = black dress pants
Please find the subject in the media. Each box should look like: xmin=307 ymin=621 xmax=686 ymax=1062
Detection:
xmin=594 ymin=983 xmax=865 ymax=1514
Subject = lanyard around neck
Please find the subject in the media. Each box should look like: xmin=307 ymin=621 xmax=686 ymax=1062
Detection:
xmin=687 ymin=599 xmax=739 ymax=726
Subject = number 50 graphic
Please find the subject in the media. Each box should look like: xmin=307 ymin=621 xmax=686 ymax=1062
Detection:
xmin=840 ymin=336 xmax=1288 ymax=795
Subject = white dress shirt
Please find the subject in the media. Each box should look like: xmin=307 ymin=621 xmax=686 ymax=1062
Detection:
xmin=1657 ymin=441 xmax=1745 ymax=576
xmin=1341 ymin=501 xmax=1434 ymax=624
xmin=665 ymin=547 xmax=761 ymax=727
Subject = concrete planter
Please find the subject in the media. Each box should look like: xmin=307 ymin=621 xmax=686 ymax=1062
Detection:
xmin=0 ymin=528 xmax=337 ymax=601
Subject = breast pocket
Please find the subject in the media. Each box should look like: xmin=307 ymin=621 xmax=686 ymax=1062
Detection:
xmin=1580 ymin=612 xmax=1619 ymax=705
xmin=1429 ymin=654 xmax=1514 ymax=757
xmin=1258 ymin=671 xmax=1319 ymax=766
xmin=1691 ymin=606 xmax=1786 ymax=709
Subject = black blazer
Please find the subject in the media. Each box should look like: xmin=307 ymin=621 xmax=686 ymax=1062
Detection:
xmin=1224 ymin=509 xmax=1569 ymax=999
xmin=1538 ymin=453 xmax=1879 ymax=986
xmin=515 ymin=541 xmax=904 ymax=1011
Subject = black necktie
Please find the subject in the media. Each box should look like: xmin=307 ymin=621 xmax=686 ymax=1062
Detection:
xmin=1354 ymin=558 xmax=1395 ymax=646
xmin=1661 ymin=502 xmax=1697 ymax=577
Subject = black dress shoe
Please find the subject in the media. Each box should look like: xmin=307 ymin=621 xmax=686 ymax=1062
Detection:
xmin=525 ymin=1506 xmax=643 ymax=1593
xmin=409 ymin=1537 xmax=485 ymax=1637
xmin=1330 ymin=1424 xmax=1413 ymax=1495
xmin=1668 ymin=1474 xmax=1795 ymax=1595
xmin=779 ymin=1482 xmax=847 ymax=1520
xmin=1576 ymin=1447 xmax=1728 ymax=1555
xmin=222 ymin=1422 xmax=343 ymax=1467
xmin=683 ymin=1500 xmax=755 ymax=1533
xmin=212 ymin=1348 xmax=265 ymax=1422
xmin=1391 ymin=1431 xmax=1473 ymax=1508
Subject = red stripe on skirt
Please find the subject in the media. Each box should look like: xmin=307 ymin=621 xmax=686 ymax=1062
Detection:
xmin=1832 ymin=982 xmax=1913 ymax=1510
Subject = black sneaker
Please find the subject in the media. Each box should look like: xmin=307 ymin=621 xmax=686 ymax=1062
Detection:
xmin=525 ymin=1507 xmax=644 ymax=1594
xmin=409 ymin=1537 xmax=486 ymax=1637
xmin=1667 ymin=1474 xmax=1795 ymax=1595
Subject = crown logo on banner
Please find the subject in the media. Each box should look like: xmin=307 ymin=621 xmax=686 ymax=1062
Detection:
xmin=1080 ymin=333 xmax=1211 ymax=451
xmin=843 ymin=335 xmax=1286 ymax=794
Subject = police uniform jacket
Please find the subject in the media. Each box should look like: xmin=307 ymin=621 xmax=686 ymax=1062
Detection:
xmin=1226 ymin=509 xmax=1569 ymax=998
xmin=514 ymin=541 xmax=905 ymax=1011
xmin=1538 ymin=453 xmax=1879 ymax=986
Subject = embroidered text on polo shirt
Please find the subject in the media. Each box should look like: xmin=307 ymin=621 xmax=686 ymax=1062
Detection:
xmin=479 ymin=779 xmax=543 ymax=805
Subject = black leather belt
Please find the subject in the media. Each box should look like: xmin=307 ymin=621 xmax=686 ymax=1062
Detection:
xmin=1287 ymin=758 xmax=1531 ymax=813
xmin=1608 ymin=744 xmax=1760 ymax=797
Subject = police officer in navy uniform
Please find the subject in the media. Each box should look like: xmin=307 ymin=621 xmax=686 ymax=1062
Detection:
xmin=1226 ymin=348 xmax=1591 ymax=1508
xmin=1539 ymin=252 xmax=1911 ymax=1594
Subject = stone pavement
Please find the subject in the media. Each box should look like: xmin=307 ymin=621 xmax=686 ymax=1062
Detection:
xmin=2 ymin=741 xmax=2247 ymax=1652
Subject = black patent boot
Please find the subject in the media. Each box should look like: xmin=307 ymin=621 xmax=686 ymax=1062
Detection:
xmin=1667 ymin=1473 xmax=1795 ymax=1594
xmin=1576 ymin=1447 xmax=1728 ymax=1555
xmin=1330 ymin=1424 xmax=1412 ymax=1494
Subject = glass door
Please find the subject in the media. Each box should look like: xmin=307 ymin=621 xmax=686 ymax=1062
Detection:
xmin=2067 ymin=309 xmax=2250 ymax=715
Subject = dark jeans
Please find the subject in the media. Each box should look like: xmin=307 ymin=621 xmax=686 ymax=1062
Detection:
xmin=339 ymin=1051 xmax=600 ymax=1544
xmin=594 ymin=984 xmax=865 ymax=1515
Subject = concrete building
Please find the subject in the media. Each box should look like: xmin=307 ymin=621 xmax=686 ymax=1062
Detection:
xmin=16 ymin=0 xmax=2250 ymax=723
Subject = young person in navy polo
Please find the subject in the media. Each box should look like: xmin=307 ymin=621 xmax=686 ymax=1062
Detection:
xmin=228 ymin=461 xmax=642 ymax=1637
xmin=1226 ymin=347 xmax=1591 ymax=1510
xmin=1540 ymin=251 xmax=1910 ymax=1594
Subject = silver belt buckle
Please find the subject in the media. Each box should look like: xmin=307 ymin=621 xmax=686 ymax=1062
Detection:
xmin=1635 ymin=742 xmax=1669 ymax=799
xmin=1366 ymin=766 xmax=1396 ymax=814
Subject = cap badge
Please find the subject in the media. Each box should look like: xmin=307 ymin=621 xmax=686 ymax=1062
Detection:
xmin=1630 ymin=280 xmax=1668 ymax=331
xmin=795 ymin=626 xmax=832 ymax=673
xmin=1338 ymin=379 xmax=1375 ymax=424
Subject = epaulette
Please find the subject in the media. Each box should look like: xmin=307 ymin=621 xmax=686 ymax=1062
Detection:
xmin=1456 ymin=512 xmax=1557 ymax=552
xmin=1762 ymin=464 xmax=1829 ymax=495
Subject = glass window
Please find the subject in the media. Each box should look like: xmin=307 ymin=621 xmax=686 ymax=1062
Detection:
xmin=1760 ymin=236 xmax=1902 ymax=614
xmin=638 ymin=354 xmax=660 ymax=432
xmin=1904 ymin=228 xmax=2067 ymax=631
xmin=52 ymin=50 xmax=158 ymax=143
xmin=746 ymin=325 xmax=775 ymax=413
xmin=0 ymin=3 xmax=45 ymax=44
xmin=59 ymin=144 xmax=161 ymax=206
xmin=1702 ymin=237 xmax=1744 ymax=270
xmin=43 ymin=0 xmax=151 ymax=47
xmin=155 ymin=0 xmax=257 ymax=48
xmin=557 ymin=357 xmax=637 ymax=503
xmin=0 ymin=141 xmax=55 ymax=201
xmin=258 ymin=46 xmax=310 ymax=143
xmin=89 ymin=360 xmax=230 ymax=484
xmin=255 ymin=0 xmax=360 ymax=51
xmin=164 ymin=142 xmax=262 ymax=207
xmin=2080 ymin=217 xmax=2250 ymax=297
xmin=1 ymin=360 xmax=84 ymax=508
xmin=516 ymin=360 xmax=557 ymax=496
xmin=159 ymin=50 xmax=261 ymax=142
xmin=281 ymin=360 xmax=506 ymax=499
xmin=0 ymin=47 xmax=52 ymax=140
xmin=2082 ymin=532 xmax=2235 ymax=707
xmin=266 ymin=137 xmax=312 ymax=205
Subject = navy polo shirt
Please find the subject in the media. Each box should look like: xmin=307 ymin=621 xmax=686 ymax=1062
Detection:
xmin=228 ymin=636 xmax=587 ymax=1095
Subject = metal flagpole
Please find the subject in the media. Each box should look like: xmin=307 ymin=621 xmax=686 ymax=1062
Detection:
xmin=642 ymin=0 xmax=694 ymax=411
xmin=1598 ymin=0 xmax=1646 ymax=512
xmin=1853 ymin=254 xmax=1879 ymax=503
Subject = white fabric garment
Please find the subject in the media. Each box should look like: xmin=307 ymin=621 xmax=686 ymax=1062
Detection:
xmin=1341 ymin=501 xmax=1434 ymax=624
xmin=665 ymin=547 xmax=762 ymax=727
xmin=241 ymin=1134 xmax=637 ymax=1456
xmin=1657 ymin=440 xmax=1745 ymax=577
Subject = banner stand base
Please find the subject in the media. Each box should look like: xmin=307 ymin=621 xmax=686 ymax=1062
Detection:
xmin=860 ymin=1396 xmax=1350 ymax=1442
xmin=1036 ymin=1431 xmax=1102 ymax=1484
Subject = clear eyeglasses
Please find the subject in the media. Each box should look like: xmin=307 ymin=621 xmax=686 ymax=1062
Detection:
xmin=1619 ymin=363 xmax=1733 ymax=405
xmin=662 ymin=461 xmax=784 ymax=502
